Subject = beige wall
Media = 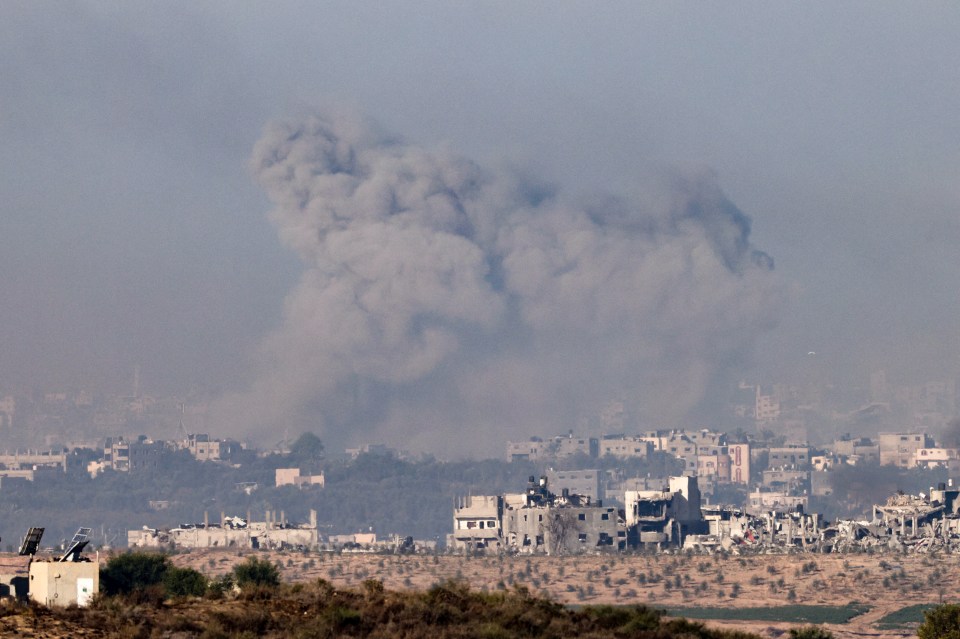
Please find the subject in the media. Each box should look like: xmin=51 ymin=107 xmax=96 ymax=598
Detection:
xmin=29 ymin=561 xmax=99 ymax=607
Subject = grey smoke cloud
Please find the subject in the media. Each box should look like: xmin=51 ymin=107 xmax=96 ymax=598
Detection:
xmin=213 ymin=110 xmax=783 ymax=455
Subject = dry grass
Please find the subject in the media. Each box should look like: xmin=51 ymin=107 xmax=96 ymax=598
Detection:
xmin=165 ymin=549 xmax=960 ymax=639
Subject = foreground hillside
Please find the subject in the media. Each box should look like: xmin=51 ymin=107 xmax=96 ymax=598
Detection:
xmin=1 ymin=579 xmax=765 ymax=639
xmin=165 ymin=550 xmax=957 ymax=639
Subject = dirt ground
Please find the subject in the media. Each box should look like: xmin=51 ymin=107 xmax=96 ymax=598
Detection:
xmin=167 ymin=549 xmax=958 ymax=639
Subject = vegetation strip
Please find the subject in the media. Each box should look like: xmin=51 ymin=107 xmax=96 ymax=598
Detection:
xmin=875 ymin=603 xmax=938 ymax=629
xmin=664 ymin=604 xmax=870 ymax=624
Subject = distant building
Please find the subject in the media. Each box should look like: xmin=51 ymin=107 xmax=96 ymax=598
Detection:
xmin=597 ymin=435 xmax=652 ymax=459
xmin=913 ymin=447 xmax=958 ymax=469
xmin=755 ymin=385 xmax=781 ymax=424
xmin=345 ymin=443 xmax=393 ymax=459
xmin=878 ymin=432 xmax=934 ymax=467
xmin=767 ymin=446 xmax=811 ymax=470
xmin=129 ymin=510 xmax=319 ymax=550
xmin=451 ymin=495 xmax=503 ymax=552
xmin=275 ymin=468 xmax=325 ymax=489
xmin=103 ymin=436 xmax=167 ymax=472
xmin=624 ymin=475 xmax=703 ymax=546
xmin=545 ymin=469 xmax=603 ymax=502
xmin=0 ymin=450 xmax=68 ymax=473
xmin=0 ymin=396 xmax=15 ymax=429
xmin=831 ymin=436 xmax=880 ymax=464
xmin=728 ymin=443 xmax=750 ymax=484
xmin=505 ymin=433 xmax=598 ymax=462
xmin=747 ymin=489 xmax=808 ymax=514
xmin=451 ymin=476 xmax=620 ymax=554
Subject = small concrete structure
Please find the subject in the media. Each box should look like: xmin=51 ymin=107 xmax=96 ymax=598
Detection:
xmin=29 ymin=561 xmax=99 ymax=607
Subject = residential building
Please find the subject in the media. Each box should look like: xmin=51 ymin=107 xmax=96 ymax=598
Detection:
xmin=768 ymin=446 xmax=811 ymax=470
xmin=545 ymin=469 xmax=603 ymax=502
xmin=878 ymin=432 xmax=934 ymax=467
xmin=451 ymin=495 xmax=503 ymax=552
xmin=275 ymin=468 xmax=325 ymax=489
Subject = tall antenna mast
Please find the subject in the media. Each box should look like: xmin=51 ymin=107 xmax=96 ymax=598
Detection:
xmin=177 ymin=402 xmax=188 ymax=440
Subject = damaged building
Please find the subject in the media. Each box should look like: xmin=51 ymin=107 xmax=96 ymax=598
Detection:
xmin=454 ymin=470 xmax=960 ymax=555
xmin=128 ymin=510 xmax=319 ymax=550
xmin=451 ymin=476 xmax=621 ymax=555
xmin=624 ymin=476 xmax=704 ymax=547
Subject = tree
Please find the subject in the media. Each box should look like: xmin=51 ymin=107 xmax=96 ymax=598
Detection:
xmin=918 ymin=604 xmax=960 ymax=639
xmin=100 ymin=552 xmax=170 ymax=596
xmin=290 ymin=432 xmax=325 ymax=461
xmin=163 ymin=566 xmax=208 ymax=598
xmin=233 ymin=556 xmax=281 ymax=589
xmin=544 ymin=510 xmax=579 ymax=555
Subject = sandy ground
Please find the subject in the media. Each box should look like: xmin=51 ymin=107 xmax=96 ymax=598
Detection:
xmin=165 ymin=549 xmax=958 ymax=639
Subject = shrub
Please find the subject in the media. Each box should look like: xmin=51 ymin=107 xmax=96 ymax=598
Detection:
xmin=163 ymin=566 xmax=207 ymax=598
xmin=918 ymin=604 xmax=960 ymax=639
xmin=206 ymin=574 xmax=234 ymax=600
xmin=100 ymin=552 xmax=170 ymax=596
xmin=233 ymin=556 xmax=281 ymax=589
xmin=789 ymin=626 xmax=834 ymax=639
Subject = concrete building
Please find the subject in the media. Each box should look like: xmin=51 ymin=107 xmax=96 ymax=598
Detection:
xmin=747 ymin=489 xmax=808 ymax=514
xmin=755 ymin=385 xmax=781 ymax=424
xmin=129 ymin=510 xmax=320 ymax=550
xmin=831 ymin=436 xmax=880 ymax=464
xmin=345 ymin=443 xmax=393 ymax=459
xmin=275 ymin=468 xmax=325 ymax=489
xmin=453 ymin=476 xmax=620 ymax=555
xmin=178 ymin=434 xmax=243 ymax=463
xmin=553 ymin=434 xmax=599 ymax=459
xmin=28 ymin=561 xmax=99 ymax=607
xmin=768 ymin=446 xmax=811 ymax=470
xmin=624 ymin=476 xmax=703 ymax=546
xmin=878 ymin=432 xmax=935 ymax=467
xmin=505 ymin=433 xmax=598 ymax=462
xmin=913 ymin=447 xmax=958 ymax=469
xmin=451 ymin=495 xmax=503 ymax=552
xmin=0 ymin=449 xmax=68 ymax=472
xmin=506 ymin=439 xmax=549 ymax=462
xmin=597 ymin=435 xmax=652 ymax=459
xmin=811 ymin=470 xmax=833 ymax=497
xmin=103 ymin=436 xmax=167 ymax=472
xmin=545 ymin=469 xmax=603 ymax=502
xmin=728 ymin=443 xmax=750 ymax=484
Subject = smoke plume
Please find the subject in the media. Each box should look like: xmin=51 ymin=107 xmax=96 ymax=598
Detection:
xmin=212 ymin=110 xmax=783 ymax=456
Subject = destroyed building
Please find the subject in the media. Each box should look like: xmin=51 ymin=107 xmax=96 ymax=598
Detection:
xmin=451 ymin=476 xmax=621 ymax=555
xmin=624 ymin=475 xmax=704 ymax=547
xmin=128 ymin=510 xmax=319 ymax=550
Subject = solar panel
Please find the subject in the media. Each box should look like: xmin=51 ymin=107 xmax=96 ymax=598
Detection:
xmin=58 ymin=527 xmax=92 ymax=562
xmin=18 ymin=527 xmax=44 ymax=556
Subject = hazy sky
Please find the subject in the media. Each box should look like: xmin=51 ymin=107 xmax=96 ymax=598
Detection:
xmin=2 ymin=3 xmax=959 ymax=452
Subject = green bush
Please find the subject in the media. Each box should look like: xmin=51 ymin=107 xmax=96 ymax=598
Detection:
xmin=918 ymin=604 xmax=960 ymax=639
xmin=163 ymin=566 xmax=208 ymax=598
xmin=100 ymin=552 xmax=171 ymax=596
xmin=233 ymin=556 xmax=281 ymax=589
xmin=789 ymin=626 xmax=834 ymax=639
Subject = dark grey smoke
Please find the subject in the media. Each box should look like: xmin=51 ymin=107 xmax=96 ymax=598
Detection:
xmin=211 ymin=110 xmax=783 ymax=456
